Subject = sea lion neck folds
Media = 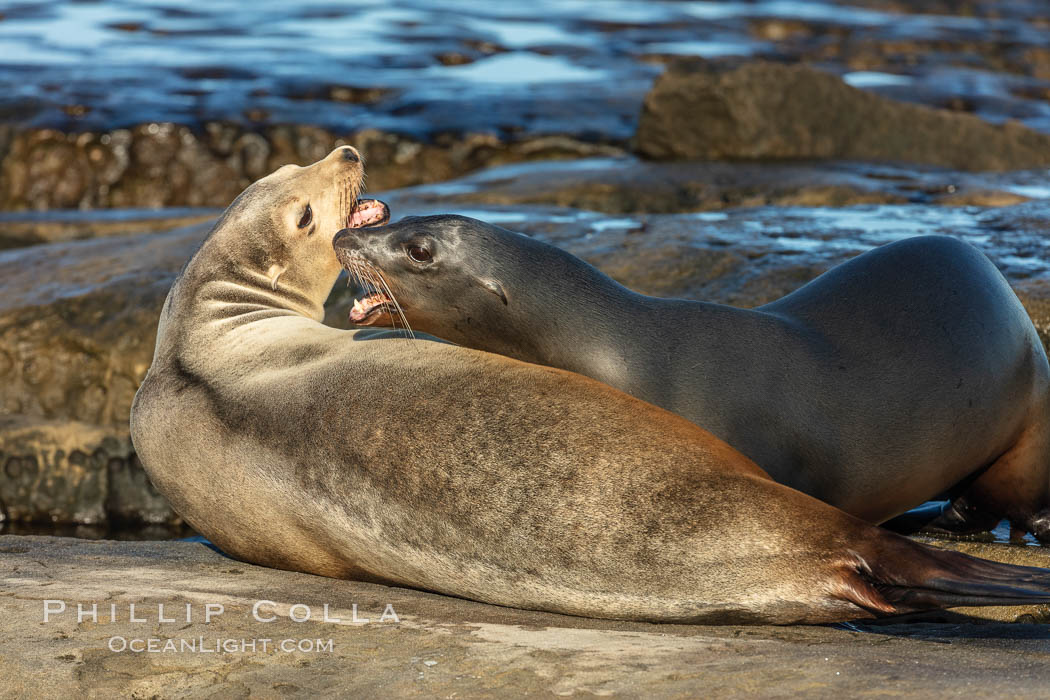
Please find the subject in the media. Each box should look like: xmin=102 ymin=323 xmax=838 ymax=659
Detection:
xmin=132 ymin=153 xmax=1050 ymax=626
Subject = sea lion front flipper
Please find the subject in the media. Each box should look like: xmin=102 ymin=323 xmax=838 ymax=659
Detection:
xmin=1029 ymin=509 xmax=1050 ymax=544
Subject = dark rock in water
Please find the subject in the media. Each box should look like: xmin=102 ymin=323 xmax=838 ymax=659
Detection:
xmin=0 ymin=123 xmax=624 ymax=211
xmin=634 ymin=60 xmax=1050 ymax=171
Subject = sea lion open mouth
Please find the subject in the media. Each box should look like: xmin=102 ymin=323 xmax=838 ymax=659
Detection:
xmin=334 ymin=204 xmax=412 ymax=333
xmin=335 ymin=220 xmax=411 ymax=332
xmin=336 ymin=198 xmax=397 ymax=325
xmin=349 ymin=289 xmax=396 ymax=324
xmin=134 ymin=148 xmax=1050 ymax=626
xmin=347 ymin=198 xmax=390 ymax=229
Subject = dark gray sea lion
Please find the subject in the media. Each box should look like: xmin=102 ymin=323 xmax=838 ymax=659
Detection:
xmin=130 ymin=151 xmax=1050 ymax=625
xmin=333 ymin=215 xmax=1050 ymax=541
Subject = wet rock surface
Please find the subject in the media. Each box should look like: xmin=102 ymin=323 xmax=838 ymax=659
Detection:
xmin=380 ymin=156 xmax=1050 ymax=213
xmin=3 ymin=536 xmax=1049 ymax=698
xmin=2 ymin=0 xmax=1048 ymax=136
xmin=0 ymin=207 xmax=217 ymax=250
xmin=635 ymin=60 xmax=1050 ymax=170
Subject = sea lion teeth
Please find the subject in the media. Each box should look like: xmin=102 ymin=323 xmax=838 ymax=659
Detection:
xmin=349 ymin=292 xmax=394 ymax=324
xmin=348 ymin=198 xmax=390 ymax=228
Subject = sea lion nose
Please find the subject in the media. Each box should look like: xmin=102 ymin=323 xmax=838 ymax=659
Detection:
xmin=340 ymin=146 xmax=360 ymax=163
xmin=333 ymin=228 xmax=355 ymax=248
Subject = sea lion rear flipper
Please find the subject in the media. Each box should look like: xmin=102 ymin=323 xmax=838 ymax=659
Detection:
xmin=835 ymin=536 xmax=1050 ymax=617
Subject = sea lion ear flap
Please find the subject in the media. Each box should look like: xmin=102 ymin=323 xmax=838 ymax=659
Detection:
xmin=481 ymin=279 xmax=508 ymax=305
xmin=267 ymin=264 xmax=287 ymax=291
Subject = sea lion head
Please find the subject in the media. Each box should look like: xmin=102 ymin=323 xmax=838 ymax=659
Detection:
xmin=332 ymin=214 xmax=541 ymax=341
xmin=197 ymin=146 xmax=390 ymax=314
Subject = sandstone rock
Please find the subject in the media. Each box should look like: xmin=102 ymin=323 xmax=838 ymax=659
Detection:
xmin=3 ymin=536 xmax=1050 ymax=698
xmin=0 ymin=223 xmax=208 ymax=524
xmin=385 ymin=156 xmax=1048 ymax=215
xmin=634 ymin=60 xmax=1050 ymax=171
xmin=0 ymin=417 xmax=174 ymax=526
xmin=0 ymin=222 xmax=209 ymax=429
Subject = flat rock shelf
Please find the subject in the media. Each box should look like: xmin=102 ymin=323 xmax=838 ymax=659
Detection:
xmin=2 ymin=536 xmax=1049 ymax=698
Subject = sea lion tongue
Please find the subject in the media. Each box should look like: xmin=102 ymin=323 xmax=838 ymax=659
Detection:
xmin=348 ymin=199 xmax=390 ymax=228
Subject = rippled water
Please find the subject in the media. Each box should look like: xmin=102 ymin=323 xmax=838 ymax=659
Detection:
xmin=2 ymin=0 xmax=1049 ymax=137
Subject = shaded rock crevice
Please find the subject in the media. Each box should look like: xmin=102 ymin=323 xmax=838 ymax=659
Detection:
xmin=0 ymin=417 xmax=176 ymax=526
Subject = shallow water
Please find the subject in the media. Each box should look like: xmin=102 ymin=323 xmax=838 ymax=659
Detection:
xmin=0 ymin=520 xmax=195 ymax=541
xmin=2 ymin=0 xmax=1048 ymax=138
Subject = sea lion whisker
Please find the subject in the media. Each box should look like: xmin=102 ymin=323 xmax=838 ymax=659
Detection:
xmin=348 ymin=261 xmax=365 ymax=291
xmin=354 ymin=263 xmax=387 ymax=324
xmin=338 ymin=173 xmax=348 ymax=229
xmin=354 ymin=265 xmax=366 ymax=294
xmin=352 ymin=257 xmax=371 ymax=297
xmin=382 ymin=280 xmax=413 ymax=340
xmin=349 ymin=176 xmax=359 ymax=227
xmin=368 ymin=271 xmax=407 ymax=337
xmin=349 ymin=259 xmax=365 ymax=293
xmin=363 ymin=266 xmax=403 ymax=334
xmin=363 ymin=259 xmax=414 ymax=340
xmin=353 ymin=264 xmax=379 ymax=322
xmin=365 ymin=262 xmax=409 ymax=337
xmin=342 ymin=179 xmax=348 ymax=229
xmin=362 ymin=266 xmax=382 ymax=307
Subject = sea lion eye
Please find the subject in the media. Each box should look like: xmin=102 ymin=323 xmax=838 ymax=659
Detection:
xmin=407 ymin=245 xmax=433 ymax=264
xmin=298 ymin=204 xmax=313 ymax=229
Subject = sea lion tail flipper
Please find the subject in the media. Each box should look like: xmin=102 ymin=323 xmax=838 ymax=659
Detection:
xmin=834 ymin=535 xmax=1050 ymax=616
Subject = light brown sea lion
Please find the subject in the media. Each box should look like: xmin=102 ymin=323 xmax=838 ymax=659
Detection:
xmin=333 ymin=214 xmax=1050 ymax=542
xmin=130 ymin=150 xmax=1050 ymax=625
